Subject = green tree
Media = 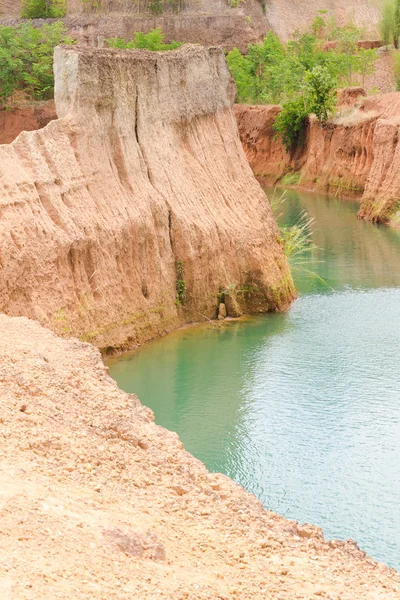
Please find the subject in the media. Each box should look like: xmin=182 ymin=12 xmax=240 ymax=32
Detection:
xmin=0 ymin=22 xmax=73 ymax=106
xmin=354 ymin=48 xmax=377 ymax=88
xmin=20 ymin=0 xmax=66 ymax=18
xmin=273 ymin=96 xmax=308 ymax=152
xmin=379 ymin=0 xmax=400 ymax=47
xmin=305 ymin=65 xmax=336 ymax=121
xmin=226 ymin=14 xmax=376 ymax=105
xmin=106 ymin=28 xmax=182 ymax=51
xmin=226 ymin=48 xmax=253 ymax=102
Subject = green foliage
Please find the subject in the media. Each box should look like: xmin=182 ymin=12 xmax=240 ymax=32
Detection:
xmin=225 ymin=48 xmax=253 ymax=102
xmin=379 ymin=0 xmax=400 ymax=48
xmin=273 ymin=64 xmax=337 ymax=153
xmin=280 ymin=172 xmax=301 ymax=186
xmin=20 ymin=0 xmax=66 ymax=18
xmin=380 ymin=0 xmax=395 ymax=45
xmin=392 ymin=50 xmax=400 ymax=90
xmin=305 ymin=65 xmax=336 ymax=121
xmin=273 ymin=97 xmax=308 ymax=152
xmin=176 ymin=261 xmax=186 ymax=305
xmin=354 ymin=48 xmax=377 ymax=87
xmin=270 ymin=193 xmax=316 ymax=262
xmin=227 ymin=14 xmax=378 ymax=151
xmin=106 ymin=28 xmax=182 ymax=51
xmin=149 ymin=0 xmax=163 ymax=14
xmin=279 ymin=215 xmax=316 ymax=261
xmin=0 ymin=22 xmax=73 ymax=106
xmin=395 ymin=0 xmax=400 ymax=49
xmin=227 ymin=16 xmax=374 ymax=106
xmin=147 ymin=0 xmax=184 ymax=14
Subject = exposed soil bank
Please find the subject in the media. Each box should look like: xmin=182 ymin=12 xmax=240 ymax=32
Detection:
xmin=1 ymin=313 xmax=399 ymax=599
xmin=0 ymin=101 xmax=57 ymax=144
xmin=0 ymin=45 xmax=294 ymax=352
xmin=235 ymin=95 xmax=400 ymax=227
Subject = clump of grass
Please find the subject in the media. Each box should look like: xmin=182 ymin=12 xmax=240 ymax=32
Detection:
xmin=280 ymin=171 xmax=301 ymax=186
xmin=268 ymin=189 xmax=331 ymax=289
xmin=279 ymin=212 xmax=316 ymax=262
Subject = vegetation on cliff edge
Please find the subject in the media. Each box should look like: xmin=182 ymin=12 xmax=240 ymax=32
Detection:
xmin=20 ymin=0 xmax=66 ymax=18
xmin=0 ymin=22 xmax=73 ymax=106
xmin=227 ymin=13 xmax=377 ymax=152
xmin=105 ymin=28 xmax=182 ymax=51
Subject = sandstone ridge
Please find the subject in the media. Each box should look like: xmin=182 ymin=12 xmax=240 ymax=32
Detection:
xmin=0 ymin=44 xmax=294 ymax=350
xmin=1 ymin=313 xmax=399 ymax=598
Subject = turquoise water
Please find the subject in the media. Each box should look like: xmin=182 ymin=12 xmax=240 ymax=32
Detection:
xmin=108 ymin=190 xmax=400 ymax=570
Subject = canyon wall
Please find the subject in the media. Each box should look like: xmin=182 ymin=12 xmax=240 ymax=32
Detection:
xmin=235 ymin=95 xmax=400 ymax=227
xmin=1 ymin=312 xmax=399 ymax=598
xmin=0 ymin=44 xmax=294 ymax=351
xmin=0 ymin=0 xmax=379 ymax=49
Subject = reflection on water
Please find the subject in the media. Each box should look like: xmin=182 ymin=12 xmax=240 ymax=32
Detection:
xmin=108 ymin=190 xmax=400 ymax=569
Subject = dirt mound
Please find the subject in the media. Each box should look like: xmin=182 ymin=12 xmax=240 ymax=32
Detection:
xmin=0 ymin=45 xmax=294 ymax=351
xmin=1 ymin=313 xmax=399 ymax=598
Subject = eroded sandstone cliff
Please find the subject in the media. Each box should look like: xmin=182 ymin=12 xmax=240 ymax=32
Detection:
xmin=1 ymin=313 xmax=399 ymax=598
xmin=235 ymin=95 xmax=400 ymax=228
xmin=0 ymin=45 xmax=294 ymax=351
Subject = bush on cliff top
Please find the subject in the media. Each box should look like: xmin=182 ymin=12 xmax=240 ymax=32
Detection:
xmin=105 ymin=28 xmax=182 ymax=51
xmin=0 ymin=22 xmax=73 ymax=106
xmin=20 ymin=0 xmax=66 ymax=18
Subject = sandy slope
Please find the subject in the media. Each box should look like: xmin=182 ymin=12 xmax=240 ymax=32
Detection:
xmin=1 ymin=313 xmax=399 ymax=599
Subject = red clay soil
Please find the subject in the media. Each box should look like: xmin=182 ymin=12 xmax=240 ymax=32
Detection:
xmin=0 ymin=101 xmax=57 ymax=144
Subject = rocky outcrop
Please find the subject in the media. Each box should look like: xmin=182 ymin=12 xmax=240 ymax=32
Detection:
xmin=1 ymin=312 xmax=399 ymax=598
xmin=235 ymin=95 xmax=400 ymax=227
xmin=0 ymin=45 xmax=294 ymax=351
xmin=0 ymin=101 xmax=57 ymax=144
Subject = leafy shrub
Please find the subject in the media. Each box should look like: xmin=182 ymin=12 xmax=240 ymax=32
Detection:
xmin=224 ymin=48 xmax=253 ymax=102
xmin=0 ymin=22 xmax=73 ymax=106
xmin=106 ymin=28 xmax=182 ymax=51
xmin=175 ymin=261 xmax=186 ymax=305
xmin=280 ymin=172 xmax=301 ymax=186
xmin=20 ymin=0 xmax=66 ymax=18
xmin=305 ymin=65 xmax=336 ymax=121
xmin=273 ymin=97 xmax=308 ymax=152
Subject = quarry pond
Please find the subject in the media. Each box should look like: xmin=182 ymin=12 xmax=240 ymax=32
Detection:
xmin=108 ymin=189 xmax=400 ymax=570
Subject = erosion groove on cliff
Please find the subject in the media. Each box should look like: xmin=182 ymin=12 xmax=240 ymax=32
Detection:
xmin=0 ymin=44 xmax=294 ymax=350
xmin=235 ymin=96 xmax=400 ymax=228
